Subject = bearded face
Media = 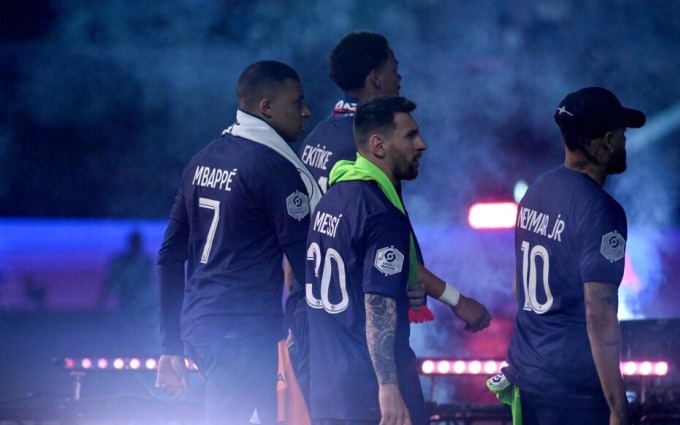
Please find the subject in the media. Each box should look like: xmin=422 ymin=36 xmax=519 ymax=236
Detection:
xmin=607 ymin=145 xmax=627 ymax=174
xmin=606 ymin=128 xmax=627 ymax=175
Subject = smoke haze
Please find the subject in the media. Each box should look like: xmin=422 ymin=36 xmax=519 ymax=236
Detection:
xmin=1 ymin=0 xmax=679 ymax=225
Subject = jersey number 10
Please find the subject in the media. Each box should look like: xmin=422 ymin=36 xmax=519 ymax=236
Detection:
xmin=520 ymin=240 xmax=554 ymax=314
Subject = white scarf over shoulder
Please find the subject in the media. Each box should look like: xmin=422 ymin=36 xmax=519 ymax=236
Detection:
xmin=222 ymin=110 xmax=321 ymax=212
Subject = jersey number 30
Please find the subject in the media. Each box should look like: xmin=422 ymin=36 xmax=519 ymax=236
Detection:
xmin=520 ymin=240 xmax=554 ymax=314
xmin=305 ymin=242 xmax=349 ymax=314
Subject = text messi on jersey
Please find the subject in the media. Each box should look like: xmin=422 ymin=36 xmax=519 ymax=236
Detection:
xmin=312 ymin=210 xmax=342 ymax=238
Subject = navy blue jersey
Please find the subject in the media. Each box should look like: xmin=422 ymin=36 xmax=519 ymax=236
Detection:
xmin=298 ymin=98 xmax=358 ymax=193
xmin=298 ymin=97 xmax=425 ymax=260
xmin=158 ymin=133 xmax=310 ymax=350
xmin=306 ymin=180 xmax=426 ymax=423
xmin=504 ymin=167 xmax=627 ymax=409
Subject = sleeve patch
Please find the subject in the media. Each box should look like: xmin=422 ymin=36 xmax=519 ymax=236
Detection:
xmin=600 ymin=231 xmax=625 ymax=262
xmin=286 ymin=190 xmax=309 ymax=221
xmin=374 ymin=246 xmax=404 ymax=276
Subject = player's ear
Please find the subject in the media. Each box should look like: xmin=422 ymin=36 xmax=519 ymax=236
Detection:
xmin=368 ymin=134 xmax=386 ymax=158
xmin=602 ymin=131 xmax=615 ymax=152
xmin=366 ymin=69 xmax=380 ymax=92
xmin=259 ymin=98 xmax=273 ymax=118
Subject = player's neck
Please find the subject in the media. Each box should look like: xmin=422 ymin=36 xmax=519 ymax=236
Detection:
xmin=564 ymin=156 xmax=606 ymax=187
xmin=369 ymin=158 xmax=399 ymax=189
xmin=348 ymin=86 xmax=379 ymax=103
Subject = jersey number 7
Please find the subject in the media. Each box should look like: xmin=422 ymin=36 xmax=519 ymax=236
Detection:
xmin=198 ymin=197 xmax=220 ymax=264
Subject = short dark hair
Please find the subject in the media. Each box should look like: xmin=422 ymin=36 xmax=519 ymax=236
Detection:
xmin=353 ymin=96 xmax=416 ymax=147
xmin=236 ymin=60 xmax=300 ymax=109
xmin=329 ymin=31 xmax=390 ymax=92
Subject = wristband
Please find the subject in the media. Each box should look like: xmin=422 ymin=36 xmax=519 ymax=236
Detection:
xmin=438 ymin=283 xmax=461 ymax=307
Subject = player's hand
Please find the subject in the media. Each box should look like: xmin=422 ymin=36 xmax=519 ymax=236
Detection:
xmin=155 ymin=355 xmax=190 ymax=399
xmin=407 ymin=282 xmax=426 ymax=309
xmin=377 ymin=382 xmax=411 ymax=425
xmin=452 ymin=295 xmax=492 ymax=333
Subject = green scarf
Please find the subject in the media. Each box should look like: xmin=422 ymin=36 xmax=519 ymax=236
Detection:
xmin=329 ymin=153 xmax=418 ymax=287
xmin=487 ymin=374 xmax=522 ymax=425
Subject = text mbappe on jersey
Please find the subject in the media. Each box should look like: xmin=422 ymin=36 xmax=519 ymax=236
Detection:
xmin=192 ymin=166 xmax=237 ymax=191
xmin=517 ymin=206 xmax=565 ymax=241
xmin=300 ymin=144 xmax=333 ymax=170
xmin=312 ymin=210 xmax=342 ymax=238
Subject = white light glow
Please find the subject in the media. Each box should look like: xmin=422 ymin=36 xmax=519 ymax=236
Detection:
xmin=513 ymin=180 xmax=528 ymax=203
xmin=484 ymin=361 xmax=499 ymax=374
xmin=468 ymin=202 xmax=518 ymax=229
xmin=418 ymin=359 xmax=669 ymax=376
xmin=146 ymin=358 xmax=158 ymax=370
xmin=468 ymin=361 xmax=482 ymax=374
xmin=421 ymin=360 xmax=435 ymax=374
xmin=453 ymin=361 xmax=466 ymax=374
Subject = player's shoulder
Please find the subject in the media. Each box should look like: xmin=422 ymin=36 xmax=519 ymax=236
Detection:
xmin=299 ymin=115 xmax=354 ymax=150
xmin=184 ymin=134 xmax=298 ymax=186
xmin=528 ymin=167 xmax=624 ymax=223
xmin=531 ymin=167 xmax=602 ymax=200
xmin=215 ymin=134 xmax=299 ymax=171
xmin=556 ymin=167 xmax=621 ymax=209
xmin=324 ymin=181 xmax=402 ymax=217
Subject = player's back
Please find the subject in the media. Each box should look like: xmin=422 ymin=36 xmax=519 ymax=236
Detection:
xmin=506 ymin=166 xmax=626 ymax=409
xmin=174 ymin=133 xmax=309 ymax=344
xmin=298 ymin=114 xmax=356 ymax=193
xmin=306 ymin=180 xmax=413 ymax=421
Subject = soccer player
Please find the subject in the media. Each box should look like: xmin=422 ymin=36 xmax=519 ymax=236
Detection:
xmin=307 ymin=95 xmax=429 ymax=424
xmin=498 ymin=87 xmax=646 ymax=425
xmin=155 ymin=60 xmax=318 ymax=425
xmin=298 ymin=30 xmax=491 ymax=329
xmin=298 ymin=31 xmax=402 ymax=193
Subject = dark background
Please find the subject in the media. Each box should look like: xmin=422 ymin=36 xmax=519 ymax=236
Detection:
xmin=1 ymin=0 xmax=679 ymax=225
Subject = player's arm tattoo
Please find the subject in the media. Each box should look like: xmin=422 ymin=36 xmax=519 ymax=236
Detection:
xmin=365 ymin=294 xmax=398 ymax=385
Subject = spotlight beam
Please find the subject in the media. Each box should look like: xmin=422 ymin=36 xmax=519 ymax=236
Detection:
xmin=627 ymin=101 xmax=680 ymax=152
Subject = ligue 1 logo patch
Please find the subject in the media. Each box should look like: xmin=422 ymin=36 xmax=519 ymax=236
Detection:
xmin=600 ymin=231 xmax=625 ymax=262
xmin=286 ymin=190 xmax=309 ymax=221
xmin=374 ymin=246 xmax=404 ymax=276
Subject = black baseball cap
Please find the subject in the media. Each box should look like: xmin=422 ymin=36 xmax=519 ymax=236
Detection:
xmin=554 ymin=87 xmax=646 ymax=139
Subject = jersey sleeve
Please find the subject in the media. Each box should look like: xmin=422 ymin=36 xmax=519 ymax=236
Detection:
xmin=159 ymin=186 xmax=189 ymax=264
xmin=157 ymin=188 xmax=190 ymax=354
xmin=261 ymin=160 xmax=311 ymax=249
xmin=362 ymin=208 xmax=411 ymax=300
xmin=579 ymin=197 xmax=627 ymax=285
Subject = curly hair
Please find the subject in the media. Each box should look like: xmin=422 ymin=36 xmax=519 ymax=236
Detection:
xmin=329 ymin=31 xmax=390 ymax=93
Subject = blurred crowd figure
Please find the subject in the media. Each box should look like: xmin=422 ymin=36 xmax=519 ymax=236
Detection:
xmin=101 ymin=231 xmax=158 ymax=328
xmin=23 ymin=273 xmax=47 ymax=310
